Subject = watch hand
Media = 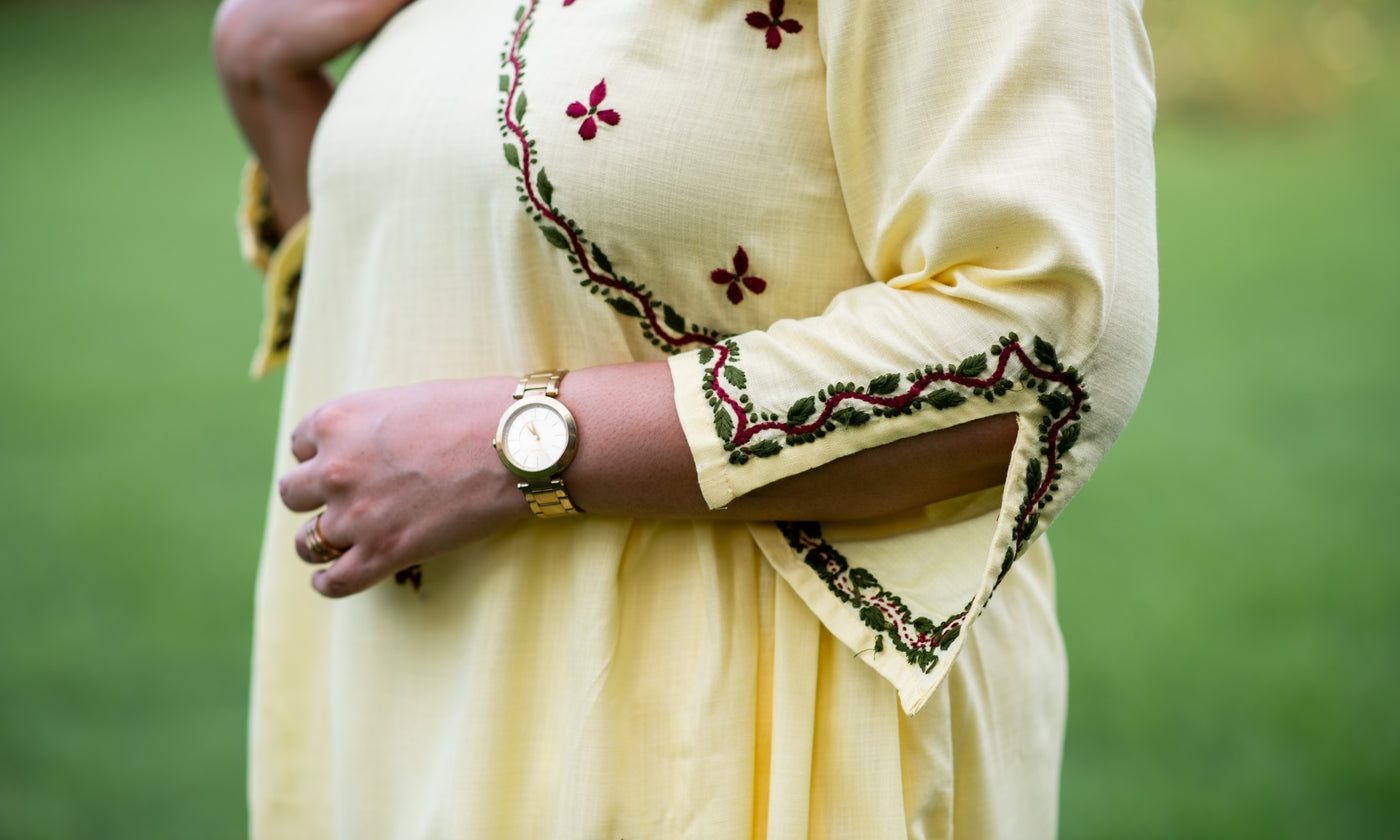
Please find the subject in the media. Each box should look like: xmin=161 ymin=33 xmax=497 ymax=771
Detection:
xmin=525 ymin=421 xmax=540 ymax=440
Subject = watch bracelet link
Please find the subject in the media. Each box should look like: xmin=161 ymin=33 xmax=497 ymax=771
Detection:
xmin=518 ymin=479 xmax=580 ymax=518
xmin=514 ymin=369 xmax=564 ymax=399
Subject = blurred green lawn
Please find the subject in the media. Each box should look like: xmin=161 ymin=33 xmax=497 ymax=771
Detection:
xmin=1 ymin=1 xmax=1396 ymax=838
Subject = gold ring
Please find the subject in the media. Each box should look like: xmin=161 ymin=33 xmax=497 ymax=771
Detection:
xmin=305 ymin=513 xmax=346 ymax=563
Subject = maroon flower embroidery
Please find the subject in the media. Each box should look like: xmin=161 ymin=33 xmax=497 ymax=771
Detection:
xmin=711 ymin=246 xmax=768 ymax=304
xmin=746 ymin=0 xmax=803 ymax=49
xmin=565 ymin=79 xmax=620 ymax=140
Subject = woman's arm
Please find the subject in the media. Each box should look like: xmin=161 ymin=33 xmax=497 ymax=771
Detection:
xmin=564 ymin=363 xmax=1016 ymax=522
xmin=213 ymin=0 xmax=412 ymax=233
xmin=276 ymin=365 xmax=1015 ymax=598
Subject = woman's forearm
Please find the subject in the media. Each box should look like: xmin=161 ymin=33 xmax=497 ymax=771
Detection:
xmin=555 ymin=362 xmax=1017 ymax=522
xmin=217 ymin=69 xmax=331 ymax=233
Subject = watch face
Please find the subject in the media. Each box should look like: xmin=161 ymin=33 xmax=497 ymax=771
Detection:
xmin=500 ymin=399 xmax=575 ymax=475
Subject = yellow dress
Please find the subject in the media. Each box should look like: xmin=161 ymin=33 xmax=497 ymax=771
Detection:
xmin=241 ymin=1 xmax=1157 ymax=837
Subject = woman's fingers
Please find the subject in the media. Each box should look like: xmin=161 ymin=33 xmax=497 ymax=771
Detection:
xmin=294 ymin=517 xmax=317 ymax=563
xmin=293 ymin=510 xmax=389 ymax=598
xmin=290 ymin=425 xmax=317 ymax=462
xmin=311 ymin=550 xmax=387 ymax=599
xmin=279 ymin=461 xmax=326 ymax=512
xmin=295 ymin=512 xmax=351 ymax=565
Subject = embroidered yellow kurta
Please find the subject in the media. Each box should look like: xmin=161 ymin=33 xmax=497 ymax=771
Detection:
xmin=242 ymin=0 xmax=1157 ymax=837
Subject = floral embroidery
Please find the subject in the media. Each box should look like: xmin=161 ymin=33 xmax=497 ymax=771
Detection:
xmin=779 ymin=521 xmax=968 ymax=673
xmin=710 ymin=246 xmax=768 ymax=304
xmin=499 ymin=1 xmax=723 ymax=351
xmin=565 ymin=79 xmax=620 ymax=140
xmin=746 ymin=0 xmax=803 ymax=49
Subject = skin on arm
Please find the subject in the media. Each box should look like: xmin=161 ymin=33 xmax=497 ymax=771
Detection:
xmin=277 ymin=364 xmax=1016 ymax=598
xmin=563 ymin=363 xmax=1016 ymax=522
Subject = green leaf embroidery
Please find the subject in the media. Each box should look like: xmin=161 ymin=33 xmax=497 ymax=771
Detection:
xmin=956 ymin=352 xmax=988 ymax=378
xmin=499 ymin=74 xmax=511 ymax=92
xmin=591 ymin=242 xmax=614 ymax=276
xmin=925 ymin=388 xmax=966 ymax=410
xmin=867 ymin=372 xmax=900 ymax=395
xmin=537 ymin=168 xmax=554 ymax=207
xmin=748 ymin=439 xmax=782 ymax=458
xmin=662 ymin=304 xmax=686 ymax=334
xmin=786 ymin=396 xmax=815 ymax=424
xmin=1024 ymin=458 xmax=1042 ymax=493
xmin=859 ymin=605 xmax=889 ymax=632
xmin=1056 ymin=422 xmax=1080 ymax=455
xmin=829 ymin=406 xmax=871 ymax=426
xmin=514 ymin=91 xmax=528 ymax=123
xmin=938 ymin=625 xmax=960 ymax=650
xmin=1033 ymin=335 xmax=1058 ymax=368
xmin=849 ymin=567 xmax=877 ymax=589
xmin=502 ymin=143 xmax=520 ymax=169
xmin=697 ymin=347 xmax=714 ymax=365
xmin=1038 ymin=391 xmax=1072 ymax=417
xmin=540 ymin=225 xmax=570 ymax=250
xmin=605 ymin=296 xmax=642 ymax=318
xmin=712 ymin=406 xmax=734 ymax=440
xmin=723 ymin=365 xmax=747 ymax=389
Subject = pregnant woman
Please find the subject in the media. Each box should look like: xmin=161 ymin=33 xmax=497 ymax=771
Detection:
xmin=215 ymin=1 xmax=1157 ymax=836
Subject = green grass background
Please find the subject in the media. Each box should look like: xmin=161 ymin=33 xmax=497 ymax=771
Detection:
xmin=0 ymin=1 xmax=1396 ymax=837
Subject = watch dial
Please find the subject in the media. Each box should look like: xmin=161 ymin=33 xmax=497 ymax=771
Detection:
xmin=504 ymin=404 xmax=568 ymax=471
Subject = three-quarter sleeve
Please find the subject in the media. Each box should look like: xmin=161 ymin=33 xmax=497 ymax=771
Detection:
xmin=667 ymin=0 xmax=1157 ymax=713
xmin=236 ymin=158 xmax=308 ymax=379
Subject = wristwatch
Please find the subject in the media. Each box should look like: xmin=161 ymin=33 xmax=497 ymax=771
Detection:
xmin=493 ymin=370 xmax=582 ymax=518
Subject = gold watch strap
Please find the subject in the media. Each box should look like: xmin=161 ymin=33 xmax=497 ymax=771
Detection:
xmin=514 ymin=369 xmax=565 ymax=399
xmin=518 ymin=479 xmax=580 ymax=518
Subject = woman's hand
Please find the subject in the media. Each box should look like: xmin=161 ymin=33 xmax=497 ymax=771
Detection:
xmin=278 ymin=378 xmax=528 ymax=598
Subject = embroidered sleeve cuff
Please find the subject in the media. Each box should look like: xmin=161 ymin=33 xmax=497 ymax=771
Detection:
xmin=237 ymin=159 xmax=279 ymax=273
xmin=236 ymin=159 xmax=308 ymax=379
xmin=248 ymin=214 xmax=307 ymax=379
xmin=671 ymin=323 xmax=1127 ymax=714
xmin=667 ymin=276 xmax=1154 ymax=714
